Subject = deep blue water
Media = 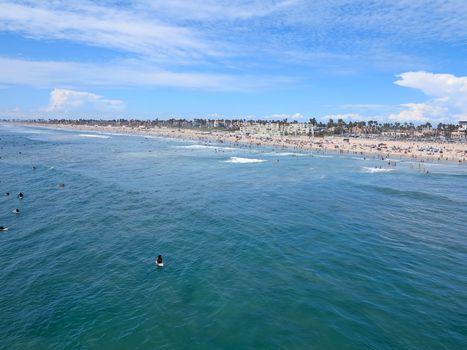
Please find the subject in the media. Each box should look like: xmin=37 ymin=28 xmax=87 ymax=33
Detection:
xmin=1 ymin=124 xmax=466 ymax=349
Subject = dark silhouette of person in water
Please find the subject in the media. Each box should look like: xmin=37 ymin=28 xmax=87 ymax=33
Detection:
xmin=17 ymin=192 xmax=24 ymax=199
xmin=156 ymin=255 xmax=163 ymax=265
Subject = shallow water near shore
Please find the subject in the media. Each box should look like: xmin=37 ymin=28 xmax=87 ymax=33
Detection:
xmin=1 ymin=124 xmax=466 ymax=349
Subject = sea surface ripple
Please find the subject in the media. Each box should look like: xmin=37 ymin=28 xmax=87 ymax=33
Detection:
xmin=1 ymin=125 xmax=466 ymax=349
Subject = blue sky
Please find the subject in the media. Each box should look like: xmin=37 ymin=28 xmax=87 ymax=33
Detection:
xmin=0 ymin=0 xmax=466 ymax=123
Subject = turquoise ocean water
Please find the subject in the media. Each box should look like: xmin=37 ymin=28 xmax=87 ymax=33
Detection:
xmin=0 ymin=124 xmax=466 ymax=349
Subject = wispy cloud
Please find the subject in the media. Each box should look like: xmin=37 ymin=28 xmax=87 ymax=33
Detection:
xmin=2 ymin=0 xmax=466 ymax=72
xmin=1 ymin=0 xmax=467 ymax=117
xmin=0 ymin=1 xmax=217 ymax=64
xmin=137 ymin=0 xmax=298 ymax=21
xmin=281 ymin=0 xmax=467 ymax=45
xmin=0 ymin=57 xmax=295 ymax=90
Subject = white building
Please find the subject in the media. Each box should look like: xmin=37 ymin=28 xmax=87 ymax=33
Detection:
xmin=239 ymin=122 xmax=312 ymax=137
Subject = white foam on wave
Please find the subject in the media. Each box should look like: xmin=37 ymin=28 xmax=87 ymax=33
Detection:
xmin=362 ymin=167 xmax=395 ymax=173
xmin=224 ymin=157 xmax=266 ymax=164
xmin=99 ymin=132 xmax=127 ymax=137
xmin=313 ymin=154 xmax=334 ymax=158
xmin=77 ymin=134 xmax=110 ymax=139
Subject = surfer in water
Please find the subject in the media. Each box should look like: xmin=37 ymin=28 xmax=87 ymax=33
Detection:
xmin=17 ymin=192 xmax=24 ymax=199
xmin=0 ymin=226 xmax=7 ymax=231
xmin=156 ymin=255 xmax=163 ymax=266
xmin=12 ymin=208 xmax=20 ymax=214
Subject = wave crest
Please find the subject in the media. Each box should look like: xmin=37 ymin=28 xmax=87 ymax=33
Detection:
xmin=224 ymin=157 xmax=266 ymax=164
xmin=77 ymin=134 xmax=110 ymax=139
xmin=362 ymin=167 xmax=395 ymax=173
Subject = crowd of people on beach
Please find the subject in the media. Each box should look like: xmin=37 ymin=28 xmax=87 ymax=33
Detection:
xmin=30 ymin=123 xmax=466 ymax=164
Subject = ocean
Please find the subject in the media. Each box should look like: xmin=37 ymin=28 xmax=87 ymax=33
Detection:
xmin=1 ymin=124 xmax=466 ymax=349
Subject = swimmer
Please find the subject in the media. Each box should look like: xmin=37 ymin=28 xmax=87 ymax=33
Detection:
xmin=5 ymin=192 xmax=10 ymax=196
xmin=0 ymin=226 xmax=7 ymax=231
xmin=58 ymin=183 xmax=65 ymax=188
xmin=17 ymin=192 xmax=24 ymax=199
xmin=12 ymin=208 xmax=20 ymax=214
xmin=155 ymin=255 xmax=164 ymax=267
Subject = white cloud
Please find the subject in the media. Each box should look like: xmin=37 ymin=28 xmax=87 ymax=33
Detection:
xmin=390 ymin=71 xmax=467 ymax=122
xmin=1 ymin=0 xmax=466 ymax=72
xmin=321 ymin=114 xmax=373 ymax=122
xmin=0 ymin=0 xmax=296 ymax=65
xmin=0 ymin=57 xmax=293 ymax=90
xmin=0 ymin=1 xmax=216 ymax=63
xmin=45 ymin=89 xmax=124 ymax=113
xmin=282 ymin=0 xmax=467 ymax=44
xmin=291 ymin=113 xmax=304 ymax=119
xmin=388 ymin=103 xmax=446 ymax=123
xmin=267 ymin=113 xmax=305 ymax=120
xmin=395 ymin=71 xmax=467 ymax=109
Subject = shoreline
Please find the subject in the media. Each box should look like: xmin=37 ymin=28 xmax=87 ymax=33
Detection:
xmin=10 ymin=122 xmax=467 ymax=164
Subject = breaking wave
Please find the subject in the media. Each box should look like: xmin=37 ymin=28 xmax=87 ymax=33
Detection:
xmin=224 ymin=157 xmax=266 ymax=164
xmin=77 ymin=134 xmax=110 ymax=139
xmin=362 ymin=167 xmax=395 ymax=173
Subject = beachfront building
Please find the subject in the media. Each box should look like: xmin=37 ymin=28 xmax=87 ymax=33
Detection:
xmin=239 ymin=122 xmax=312 ymax=137
xmin=381 ymin=130 xmax=413 ymax=138
xmin=450 ymin=121 xmax=467 ymax=139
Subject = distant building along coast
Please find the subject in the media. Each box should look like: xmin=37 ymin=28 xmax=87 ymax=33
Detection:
xmin=7 ymin=118 xmax=467 ymax=141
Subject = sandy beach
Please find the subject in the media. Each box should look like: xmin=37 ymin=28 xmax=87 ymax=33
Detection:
xmin=17 ymin=122 xmax=467 ymax=163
